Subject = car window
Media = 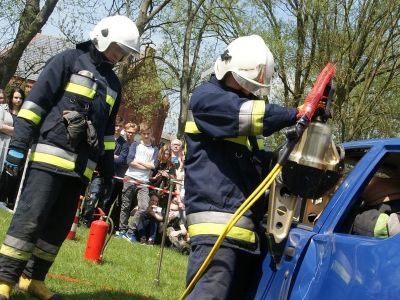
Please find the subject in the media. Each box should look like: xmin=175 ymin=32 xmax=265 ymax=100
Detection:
xmin=294 ymin=147 xmax=369 ymax=228
xmin=344 ymin=152 xmax=400 ymax=238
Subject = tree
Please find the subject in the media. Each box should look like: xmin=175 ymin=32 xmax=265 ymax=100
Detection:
xmin=154 ymin=0 xmax=240 ymax=137
xmin=111 ymin=0 xmax=173 ymax=128
xmin=219 ymin=0 xmax=400 ymax=142
xmin=0 ymin=0 xmax=60 ymax=88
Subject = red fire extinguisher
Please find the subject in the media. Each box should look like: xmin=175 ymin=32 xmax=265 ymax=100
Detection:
xmin=84 ymin=208 xmax=112 ymax=263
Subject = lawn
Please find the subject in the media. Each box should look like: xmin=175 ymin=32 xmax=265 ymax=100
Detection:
xmin=0 ymin=208 xmax=188 ymax=300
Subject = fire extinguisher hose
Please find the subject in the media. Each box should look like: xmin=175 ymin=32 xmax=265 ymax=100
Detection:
xmin=99 ymin=216 xmax=114 ymax=261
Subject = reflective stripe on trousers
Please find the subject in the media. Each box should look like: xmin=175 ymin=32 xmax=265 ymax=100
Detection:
xmin=0 ymin=236 xmax=58 ymax=263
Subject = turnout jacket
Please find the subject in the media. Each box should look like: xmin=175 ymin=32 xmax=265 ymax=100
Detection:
xmin=184 ymin=75 xmax=297 ymax=253
xmin=10 ymin=41 xmax=120 ymax=183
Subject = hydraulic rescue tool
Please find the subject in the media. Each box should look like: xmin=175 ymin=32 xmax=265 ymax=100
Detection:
xmin=180 ymin=63 xmax=339 ymax=299
xmin=266 ymin=73 xmax=344 ymax=264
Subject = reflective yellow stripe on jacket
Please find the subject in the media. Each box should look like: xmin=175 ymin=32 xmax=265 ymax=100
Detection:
xmin=103 ymin=135 xmax=115 ymax=151
xmin=185 ymin=110 xmax=254 ymax=150
xmin=29 ymin=143 xmax=96 ymax=180
xmin=64 ymin=73 xmax=97 ymax=99
xmin=106 ymin=87 xmax=118 ymax=115
xmin=238 ymin=100 xmax=265 ymax=135
xmin=187 ymin=211 xmax=256 ymax=243
xmin=184 ymin=110 xmax=201 ymax=134
xmin=18 ymin=101 xmax=47 ymax=125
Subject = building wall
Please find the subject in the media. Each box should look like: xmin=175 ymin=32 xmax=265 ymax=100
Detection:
xmin=117 ymin=97 xmax=169 ymax=146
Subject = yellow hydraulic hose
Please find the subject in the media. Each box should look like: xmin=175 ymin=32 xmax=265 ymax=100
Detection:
xmin=180 ymin=163 xmax=283 ymax=300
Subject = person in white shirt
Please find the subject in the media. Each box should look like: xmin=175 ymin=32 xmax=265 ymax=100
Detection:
xmin=117 ymin=123 xmax=158 ymax=242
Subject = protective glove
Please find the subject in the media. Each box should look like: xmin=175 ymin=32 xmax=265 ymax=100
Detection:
xmin=388 ymin=213 xmax=400 ymax=236
xmin=4 ymin=147 xmax=26 ymax=176
xmin=63 ymin=110 xmax=87 ymax=149
xmin=86 ymin=120 xmax=99 ymax=150
xmin=296 ymin=63 xmax=336 ymax=121
xmin=297 ymin=101 xmax=326 ymax=119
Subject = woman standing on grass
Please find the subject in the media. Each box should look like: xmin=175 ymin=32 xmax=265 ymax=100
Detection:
xmin=0 ymin=87 xmax=25 ymax=209
xmin=0 ymin=89 xmax=13 ymax=173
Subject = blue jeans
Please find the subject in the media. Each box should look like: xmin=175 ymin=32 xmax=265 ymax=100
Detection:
xmin=137 ymin=217 xmax=158 ymax=240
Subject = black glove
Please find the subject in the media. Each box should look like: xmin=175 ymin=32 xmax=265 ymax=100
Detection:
xmin=86 ymin=120 xmax=99 ymax=150
xmin=4 ymin=147 xmax=26 ymax=176
xmin=63 ymin=110 xmax=87 ymax=148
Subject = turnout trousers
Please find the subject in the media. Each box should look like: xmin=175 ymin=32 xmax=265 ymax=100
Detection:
xmin=0 ymin=168 xmax=84 ymax=284
xmin=186 ymin=244 xmax=264 ymax=300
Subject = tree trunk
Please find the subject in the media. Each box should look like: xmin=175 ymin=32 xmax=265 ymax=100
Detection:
xmin=0 ymin=0 xmax=59 ymax=89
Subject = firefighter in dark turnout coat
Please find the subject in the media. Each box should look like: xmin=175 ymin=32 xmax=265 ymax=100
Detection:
xmin=184 ymin=35 xmax=321 ymax=299
xmin=0 ymin=15 xmax=140 ymax=300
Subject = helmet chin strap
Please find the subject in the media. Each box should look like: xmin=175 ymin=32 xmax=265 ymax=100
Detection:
xmin=98 ymin=51 xmax=114 ymax=65
xmin=88 ymin=42 xmax=112 ymax=67
xmin=223 ymin=72 xmax=251 ymax=95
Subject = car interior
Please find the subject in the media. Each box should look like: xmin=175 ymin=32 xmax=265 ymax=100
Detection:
xmin=296 ymin=147 xmax=400 ymax=237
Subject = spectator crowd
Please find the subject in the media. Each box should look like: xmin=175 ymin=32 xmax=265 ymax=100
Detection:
xmin=79 ymin=116 xmax=189 ymax=254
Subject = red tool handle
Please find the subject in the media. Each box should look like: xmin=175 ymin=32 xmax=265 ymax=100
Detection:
xmin=297 ymin=63 xmax=336 ymax=121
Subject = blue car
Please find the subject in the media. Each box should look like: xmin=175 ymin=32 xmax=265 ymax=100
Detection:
xmin=256 ymin=138 xmax=400 ymax=299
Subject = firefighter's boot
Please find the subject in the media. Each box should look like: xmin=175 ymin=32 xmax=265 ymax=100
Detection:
xmin=0 ymin=280 xmax=12 ymax=300
xmin=18 ymin=274 xmax=62 ymax=300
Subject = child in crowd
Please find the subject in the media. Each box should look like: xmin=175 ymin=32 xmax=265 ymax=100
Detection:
xmin=99 ymin=116 xmax=129 ymax=230
xmin=124 ymin=122 xmax=138 ymax=145
xmin=136 ymin=193 xmax=163 ymax=245
xmin=166 ymin=205 xmax=190 ymax=255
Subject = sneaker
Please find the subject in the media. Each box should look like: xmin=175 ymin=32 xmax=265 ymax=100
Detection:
xmin=115 ymin=230 xmax=127 ymax=238
xmin=181 ymin=247 xmax=190 ymax=255
xmin=139 ymin=237 xmax=147 ymax=245
xmin=123 ymin=233 xmax=138 ymax=244
xmin=147 ymin=239 xmax=155 ymax=246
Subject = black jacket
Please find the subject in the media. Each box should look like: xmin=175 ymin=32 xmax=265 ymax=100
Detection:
xmin=184 ymin=75 xmax=297 ymax=252
xmin=11 ymin=41 xmax=121 ymax=183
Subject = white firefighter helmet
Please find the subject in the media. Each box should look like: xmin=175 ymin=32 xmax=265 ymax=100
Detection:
xmin=89 ymin=15 xmax=140 ymax=56
xmin=214 ymin=35 xmax=274 ymax=96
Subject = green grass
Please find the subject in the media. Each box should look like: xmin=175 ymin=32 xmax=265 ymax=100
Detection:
xmin=0 ymin=208 xmax=188 ymax=299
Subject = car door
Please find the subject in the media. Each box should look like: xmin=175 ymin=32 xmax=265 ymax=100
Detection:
xmin=256 ymin=141 xmax=400 ymax=299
